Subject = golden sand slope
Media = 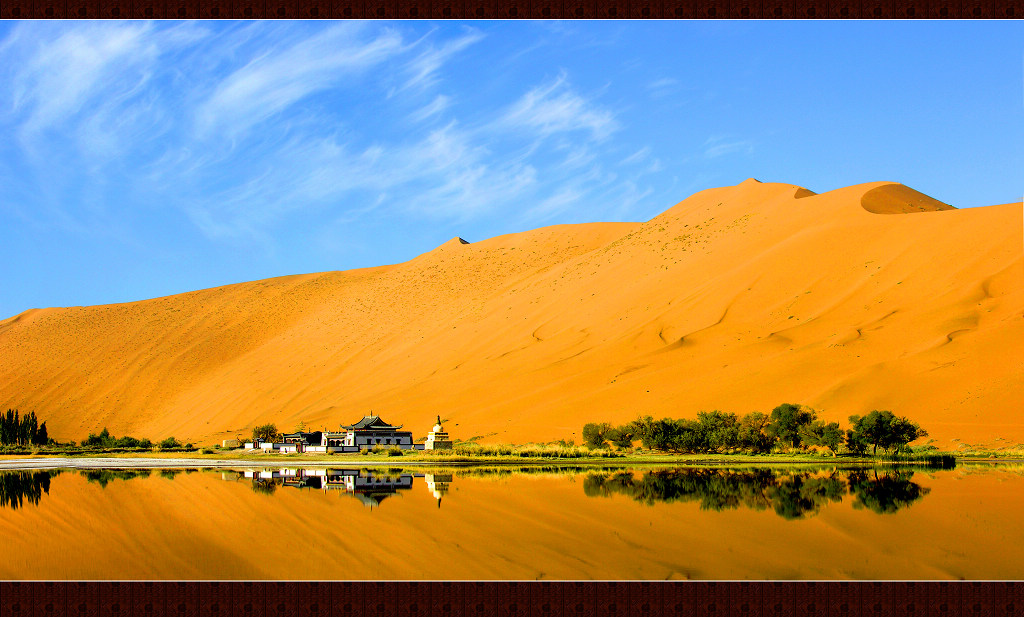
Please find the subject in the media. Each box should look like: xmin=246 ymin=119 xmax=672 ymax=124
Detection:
xmin=0 ymin=180 xmax=1021 ymax=448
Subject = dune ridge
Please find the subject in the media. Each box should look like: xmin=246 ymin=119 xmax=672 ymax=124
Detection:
xmin=1 ymin=180 xmax=1021 ymax=448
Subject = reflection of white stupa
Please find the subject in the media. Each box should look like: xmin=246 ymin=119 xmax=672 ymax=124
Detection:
xmin=424 ymin=415 xmax=453 ymax=450
xmin=424 ymin=473 xmax=453 ymax=508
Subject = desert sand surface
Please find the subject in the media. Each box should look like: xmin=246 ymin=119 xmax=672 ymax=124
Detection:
xmin=0 ymin=179 xmax=1021 ymax=449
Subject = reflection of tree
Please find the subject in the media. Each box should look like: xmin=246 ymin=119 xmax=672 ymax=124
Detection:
xmin=584 ymin=468 xmax=927 ymax=519
xmin=250 ymin=478 xmax=280 ymax=496
xmin=584 ymin=469 xmax=778 ymax=512
xmin=0 ymin=470 xmax=58 ymax=510
xmin=767 ymin=473 xmax=846 ymax=520
xmin=82 ymin=469 xmax=152 ymax=488
xmin=157 ymin=468 xmax=201 ymax=480
xmin=847 ymin=469 xmax=930 ymax=514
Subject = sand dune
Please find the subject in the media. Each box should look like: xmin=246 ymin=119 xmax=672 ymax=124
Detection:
xmin=0 ymin=180 xmax=1021 ymax=449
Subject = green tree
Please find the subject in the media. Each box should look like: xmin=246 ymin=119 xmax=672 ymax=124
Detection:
xmin=848 ymin=411 xmax=928 ymax=455
xmin=33 ymin=422 xmax=48 ymax=446
xmin=252 ymin=424 xmax=280 ymax=444
xmin=582 ymin=422 xmax=611 ymax=449
xmin=159 ymin=437 xmax=182 ymax=449
xmin=19 ymin=411 xmax=37 ymax=446
xmin=799 ymin=420 xmax=843 ymax=456
xmin=628 ymin=416 xmax=692 ymax=452
xmin=845 ymin=428 xmax=868 ymax=455
xmin=84 ymin=428 xmax=113 ymax=447
xmin=888 ymin=416 xmax=929 ymax=454
xmin=606 ymin=425 xmax=635 ymax=449
xmin=693 ymin=411 xmax=741 ymax=453
xmin=766 ymin=404 xmax=818 ymax=450
xmin=628 ymin=416 xmax=658 ymax=449
xmin=738 ymin=412 xmax=775 ymax=453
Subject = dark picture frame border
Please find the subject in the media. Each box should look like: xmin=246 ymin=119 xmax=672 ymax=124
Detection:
xmin=0 ymin=0 xmax=1018 ymax=19
xmin=1 ymin=581 xmax=1022 ymax=615
xmin=0 ymin=10 xmax=1019 ymax=617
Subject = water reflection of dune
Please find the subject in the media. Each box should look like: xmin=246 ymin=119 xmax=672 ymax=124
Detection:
xmin=583 ymin=468 xmax=928 ymax=518
xmin=1 ymin=465 xmax=1022 ymax=579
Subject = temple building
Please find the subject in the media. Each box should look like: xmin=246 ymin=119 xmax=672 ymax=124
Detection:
xmin=424 ymin=415 xmax=453 ymax=450
xmin=339 ymin=415 xmax=415 ymax=449
xmin=248 ymin=414 xmax=457 ymax=453
xmin=277 ymin=415 xmax=417 ymax=452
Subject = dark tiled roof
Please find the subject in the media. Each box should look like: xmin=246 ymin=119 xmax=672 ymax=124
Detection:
xmin=342 ymin=415 xmax=402 ymax=430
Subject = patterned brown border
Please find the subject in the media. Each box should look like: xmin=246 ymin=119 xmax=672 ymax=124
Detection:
xmin=1 ymin=581 xmax=1022 ymax=616
xmin=0 ymin=0 xmax=1019 ymax=17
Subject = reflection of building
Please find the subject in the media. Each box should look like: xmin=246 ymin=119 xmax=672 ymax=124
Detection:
xmin=246 ymin=468 xmax=419 ymax=509
xmin=424 ymin=416 xmax=453 ymax=450
xmin=425 ymin=473 xmax=452 ymax=508
xmin=242 ymin=468 xmax=456 ymax=509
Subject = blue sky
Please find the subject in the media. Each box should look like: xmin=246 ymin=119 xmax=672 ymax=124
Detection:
xmin=0 ymin=21 xmax=1020 ymax=319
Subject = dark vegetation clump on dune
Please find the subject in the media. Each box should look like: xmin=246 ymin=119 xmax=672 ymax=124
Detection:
xmin=584 ymin=404 xmax=929 ymax=458
xmin=0 ymin=409 xmax=48 ymax=447
xmin=0 ymin=409 xmax=194 ymax=454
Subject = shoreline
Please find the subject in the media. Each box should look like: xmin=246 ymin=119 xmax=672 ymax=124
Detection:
xmin=0 ymin=454 xmax=1018 ymax=471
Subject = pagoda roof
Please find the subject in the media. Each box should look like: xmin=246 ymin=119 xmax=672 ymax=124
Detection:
xmin=341 ymin=415 xmax=403 ymax=430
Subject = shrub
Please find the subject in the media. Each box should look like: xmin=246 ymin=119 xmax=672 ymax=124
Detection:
xmin=387 ymin=447 xmax=403 ymax=456
xmin=200 ymin=448 xmax=214 ymax=455
xmin=159 ymin=437 xmax=182 ymax=449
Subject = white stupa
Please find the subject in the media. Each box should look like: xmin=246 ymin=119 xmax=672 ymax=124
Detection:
xmin=424 ymin=415 xmax=453 ymax=450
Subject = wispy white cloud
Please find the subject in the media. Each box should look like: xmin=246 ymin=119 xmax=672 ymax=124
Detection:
xmin=8 ymin=23 xmax=158 ymax=148
xmin=0 ymin=22 xmax=657 ymax=251
xmin=620 ymin=146 xmax=651 ymax=165
xmin=182 ymin=118 xmax=540 ymax=236
xmin=410 ymin=94 xmax=451 ymax=122
xmin=499 ymin=73 xmax=617 ymax=141
xmin=194 ymin=23 xmax=404 ymax=139
xmin=556 ymin=143 xmax=596 ymax=170
xmin=400 ymin=29 xmax=484 ymax=93
xmin=523 ymin=187 xmax=584 ymax=222
xmin=703 ymin=136 xmax=754 ymax=159
xmin=647 ymin=77 xmax=679 ymax=99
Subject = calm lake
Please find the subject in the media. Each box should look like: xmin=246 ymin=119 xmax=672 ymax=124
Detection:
xmin=1 ymin=463 xmax=1022 ymax=579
